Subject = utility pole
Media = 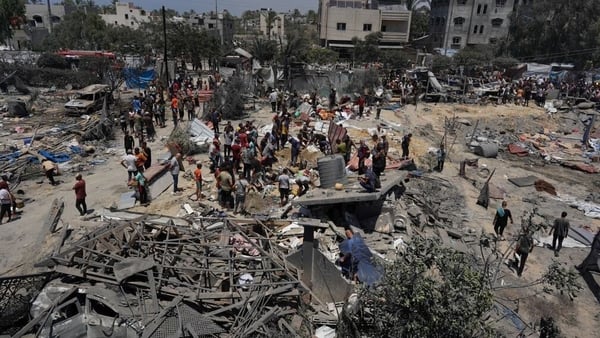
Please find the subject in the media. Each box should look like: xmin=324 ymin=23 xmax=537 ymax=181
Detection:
xmin=46 ymin=0 xmax=53 ymax=33
xmin=162 ymin=6 xmax=169 ymax=87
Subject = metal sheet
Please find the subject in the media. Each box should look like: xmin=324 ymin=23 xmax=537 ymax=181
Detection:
xmin=148 ymin=171 xmax=172 ymax=200
xmin=117 ymin=191 xmax=137 ymax=209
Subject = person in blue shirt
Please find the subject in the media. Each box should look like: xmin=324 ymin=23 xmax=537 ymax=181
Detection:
xmin=132 ymin=96 xmax=141 ymax=113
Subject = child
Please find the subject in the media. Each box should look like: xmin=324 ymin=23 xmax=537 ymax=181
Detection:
xmin=194 ymin=163 xmax=203 ymax=200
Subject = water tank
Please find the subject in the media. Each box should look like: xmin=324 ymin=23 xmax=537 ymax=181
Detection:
xmin=473 ymin=143 xmax=498 ymax=158
xmin=317 ymin=154 xmax=347 ymax=188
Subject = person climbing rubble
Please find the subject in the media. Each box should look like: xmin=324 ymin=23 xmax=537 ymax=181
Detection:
xmin=41 ymin=159 xmax=59 ymax=186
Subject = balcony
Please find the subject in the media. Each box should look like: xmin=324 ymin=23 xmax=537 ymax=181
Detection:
xmin=381 ymin=31 xmax=409 ymax=43
xmin=381 ymin=11 xmax=410 ymax=22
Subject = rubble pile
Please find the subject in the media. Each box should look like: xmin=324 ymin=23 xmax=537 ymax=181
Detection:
xmin=2 ymin=215 xmax=340 ymax=336
xmin=0 ymin=115 xmax=115 ymax=181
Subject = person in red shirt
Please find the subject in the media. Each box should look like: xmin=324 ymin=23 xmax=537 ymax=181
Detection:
xmin=231 ymin=138 xmax=242 ymax=172
xmin=73 ymin=174 xmax=87 ymax=216
xmin=238 ymin=128 xmax=248 ymax=148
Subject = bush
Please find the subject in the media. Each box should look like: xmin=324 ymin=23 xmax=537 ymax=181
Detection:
xmin=36 ymin=53 xmax=69 ymax=69
xmin=342 ymin=237 xmax=495 ymax=338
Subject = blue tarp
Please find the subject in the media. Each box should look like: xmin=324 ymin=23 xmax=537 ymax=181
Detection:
xmin=0 ymin=151 xmax=21 ymax=162
xmin=39 ymin=150 xmax=71 ymax=163
xmin=123 ymin=67 xmax=155 ymax=90
xmin=339 ymin=233 xmax=383 ymax=286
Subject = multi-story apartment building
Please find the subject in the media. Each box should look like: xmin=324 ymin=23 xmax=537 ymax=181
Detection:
xmin=259 ymin=10 xmax=286 ymax=39
xmin=430 ymin=0 xmax=517 ymax=53
xmin=318 ymin=0 xmax=411 ymax=48
xmin=5 ymin=3 xmax=66 ymax=50
xmin=183 ymin=13 xmax=235 ymax=46
xmin=100 ymin=1 xmax=149 ymax=29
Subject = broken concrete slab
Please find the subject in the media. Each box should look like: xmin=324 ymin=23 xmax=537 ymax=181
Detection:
xmin=508 ymin=175 xmax=538 ymax=187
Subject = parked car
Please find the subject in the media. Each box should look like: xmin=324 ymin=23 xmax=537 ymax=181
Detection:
xmin=65 ymin=84 xmax=113 ymax=116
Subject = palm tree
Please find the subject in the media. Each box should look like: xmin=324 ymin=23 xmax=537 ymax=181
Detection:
xmin=263 ymin=10 xmax=278 ymax=40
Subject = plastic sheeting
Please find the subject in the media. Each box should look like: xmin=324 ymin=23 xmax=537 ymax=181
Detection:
xmin=123 ymin=67 xmax=155 ymax=90
xmin=339 ymin=233 xmax=382 ymax=286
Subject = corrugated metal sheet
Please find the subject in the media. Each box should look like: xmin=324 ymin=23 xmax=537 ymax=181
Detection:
xmin=189 ymin=118 xmax=215 ymax=146
xmin=328 ymin=122 xmax=347 ymax=146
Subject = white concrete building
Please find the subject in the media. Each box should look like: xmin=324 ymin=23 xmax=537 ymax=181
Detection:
xmin=318 ymin=0 xmax=411 ymax=48
xmin=430 ymin=0 xmax=519 ymax=52
xmin=4 ymin=3 xmax=66 ymax=50
xmin=259 ymin=10 xmax=286 ymax=39
xmin=100 ymin=1 xmax=149 ymax=29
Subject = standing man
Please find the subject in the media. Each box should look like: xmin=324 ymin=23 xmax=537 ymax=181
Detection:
xmin=401 ymin=133 xmax=412 ymax=159
xmin=72 ymin=173 xmax=87 ymax=216
xmin=515 ymin=228 xmax=534 ymax=277
xmin=223 ymin=127 xmax=233 ymax=161
xmin=133 ymin=171 xmax=148 ymax=204
xmin=436 ymin=144 xmax=446 ymax=172
xmin=269 ymin=89 xmax=278 ymax=112
xmin=169 ymin=153 xmax=182 ymax=193
xmin=277 ymin=169 xmax=290 ymax=206
xmin=217 ymin=167 xmax=234 ymax=209
xmin=121 ymin=150 xmax=137 ymax=182
xmin=375 ymin=100 xmax=382 ymax=120
xmin=194 ymin=163 xmax=203 ymax=200
xmin=134 ymin=147 xmax=147 ymax=173
xmin=357 ymin=140 xmax=370 ymax=175
xmin=550 ymin=211 xmax=570 ymax=257
xmin=42 ymin=159 xmax=58 ymax=186
xmin=141 ymin=141 xmax=152 ymax=170
xmin=211 ymin=110 xmax=221 ymax=135
xmin=289 ymin=136 xmax=301 ymax=166
xmin=170 ymin=95 xmax=179 ymax=127
xmin=493 ymin=201 xmax=514 ymax=240
xmin=234 ymin=173 xmax=248 ymax=214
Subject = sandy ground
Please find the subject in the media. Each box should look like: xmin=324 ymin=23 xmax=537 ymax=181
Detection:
xmin=0 ymin=97 xmax=598 ymax=336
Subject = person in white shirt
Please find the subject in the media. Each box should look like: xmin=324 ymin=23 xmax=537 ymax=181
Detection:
xmin=269 ymin=90 xmax=278 ymax=112
xmin=169 ymin=153 xmax=182 ymax=193
xmin=277 ymin=169 xmax=290 ymax=206
xmin=121 ymin=150 xmax=137 ymax=182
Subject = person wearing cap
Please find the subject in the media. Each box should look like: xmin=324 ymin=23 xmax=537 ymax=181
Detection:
xmin=72 ymin=173 xmax=87 ymax=216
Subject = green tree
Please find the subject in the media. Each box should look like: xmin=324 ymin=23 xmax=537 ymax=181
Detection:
xmin=263 ymin=10 xmax=278 ymax=39
xmin=307 ymin=48 xmax=339 ymax=65
xmin=352 ymin=32 xmax=382 ymax=64
xmin=0 ymin=0 xmax=26 ymax=46
xmin=250 ymin=38 xmax=278 ymax=65
xmin=43 ymin=10 xmax=108 ymax=50
xmin=409 ymin=8 xmax=430 ymax=42
xmin=306 ymin=10 xmax=318 ymax=25
xmin=507 ymin=0 xmax=600 ymax=68
xmin=341 ymin=237 xmax=495 ymax=337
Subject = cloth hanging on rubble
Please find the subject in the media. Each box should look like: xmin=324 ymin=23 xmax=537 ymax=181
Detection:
xmin=339 ymin=233 xmax=382 ymax=286
xmin=123 ymin=67 xmax=155 ymax=90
